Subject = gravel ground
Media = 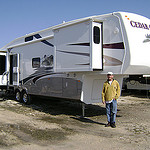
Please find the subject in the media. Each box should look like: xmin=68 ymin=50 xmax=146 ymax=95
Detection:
xmin=0 ymin=91 xmax=149 ymax=150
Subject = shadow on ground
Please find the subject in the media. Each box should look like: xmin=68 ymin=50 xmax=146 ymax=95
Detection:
xmin=122 ymin=90 xmax=150 ymax=98
xmin=23 ymin=97 xmax=106 ymax=117
xmin=70 ymin=116 xmax=106 ymax=125
xmin=21 ymin=90 xmax=150 ymax=118
xmin=2 ymin=90 xmax=148 ymax=119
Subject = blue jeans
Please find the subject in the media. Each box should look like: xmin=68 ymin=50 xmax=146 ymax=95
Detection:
xmin=106 ymin=99 xmax=117 ymax=123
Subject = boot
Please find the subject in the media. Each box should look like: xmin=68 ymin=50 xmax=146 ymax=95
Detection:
xmin=111 ymin=122 xmax=116 ymax=128
xmin=105 ymin=122 xmax=111 ymax=127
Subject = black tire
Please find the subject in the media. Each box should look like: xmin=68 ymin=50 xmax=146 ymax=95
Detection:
xmin=22 ymin=91 xmax=32 ymax=104
xmin=15 ymin=90 xmax=21 ymax=102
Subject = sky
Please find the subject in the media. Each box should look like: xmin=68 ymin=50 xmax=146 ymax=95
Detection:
xmin=0 ymin=0 xmax=150 ymax=48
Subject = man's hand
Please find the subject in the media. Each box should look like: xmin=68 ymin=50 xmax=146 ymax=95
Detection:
xmin=102 ymin=101 xmax=105 ymax=104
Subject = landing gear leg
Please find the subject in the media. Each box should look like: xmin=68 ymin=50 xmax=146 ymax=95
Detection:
xmin=81 ymin=102 xmax=85 ymax=118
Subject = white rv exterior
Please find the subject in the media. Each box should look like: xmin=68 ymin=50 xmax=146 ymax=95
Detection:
xmin=1 ymin=12 xmax=150 ymax=104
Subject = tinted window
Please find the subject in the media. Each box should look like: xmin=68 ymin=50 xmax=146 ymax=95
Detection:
xmin=93 ymin=26 xmax=100 ymax=44
xmin=25 ymin=36 xmax=33 ymax=42
xmin=0 ymin=55 xmax=6 ymax=75
xmin=12 ymin=54 xmax=17 ymax=67
xmin=32 ymin=57 xmax=40 ymax=68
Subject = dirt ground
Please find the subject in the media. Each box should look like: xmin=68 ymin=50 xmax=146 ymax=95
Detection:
xmin=0 ymin=91 xmax=150 ymax=150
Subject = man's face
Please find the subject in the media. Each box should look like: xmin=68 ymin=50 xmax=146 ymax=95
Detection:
xmin=107 ymin=74 xmax=113 ymax=81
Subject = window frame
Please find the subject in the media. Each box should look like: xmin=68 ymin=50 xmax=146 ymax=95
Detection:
xmin=93 ymin=26 xmax=100 ymax=44
xmin=32 ymin=57 xmax=40 ymax=68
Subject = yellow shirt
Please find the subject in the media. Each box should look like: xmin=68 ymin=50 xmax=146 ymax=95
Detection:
xmin=102 ymin=79 xmax=120 ymax=103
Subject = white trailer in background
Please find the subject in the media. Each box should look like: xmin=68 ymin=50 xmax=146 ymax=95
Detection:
xmin=124 ymin=75 xmax=150 ymax=91
xmin=0 ymin=51 xmax=8 ymax=92
xmin=1 ymin=12 xmax=150 ymax=106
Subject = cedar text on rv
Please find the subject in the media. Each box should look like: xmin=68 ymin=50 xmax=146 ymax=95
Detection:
xmin=130 ymin=20 xmax=150 ymax=30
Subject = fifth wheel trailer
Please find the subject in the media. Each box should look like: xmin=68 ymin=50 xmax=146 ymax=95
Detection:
xmin=1 ymin=11 xmax=150 ymax=104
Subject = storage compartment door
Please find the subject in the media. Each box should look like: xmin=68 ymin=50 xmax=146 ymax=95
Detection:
xmin=92 ymin=22 xmax=103 ymax=70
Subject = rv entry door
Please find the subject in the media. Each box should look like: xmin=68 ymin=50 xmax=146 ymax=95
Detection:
xmin=92 ymin=22 xmax=103 ymax=70
xmin=10 ymin=54 xmax=20 ymax=85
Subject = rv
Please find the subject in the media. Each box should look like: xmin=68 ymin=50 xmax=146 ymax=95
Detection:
xmin=1 ymin=12 xmax=150 ymax=105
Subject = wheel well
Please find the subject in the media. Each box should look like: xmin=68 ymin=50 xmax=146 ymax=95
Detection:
xmin=15 ymin=89 xmax=27 ymax=94
xmin=21 ymin=89 xmax=27 ymax=94
xmin=15 ymin=89 xmax=20 ymax=94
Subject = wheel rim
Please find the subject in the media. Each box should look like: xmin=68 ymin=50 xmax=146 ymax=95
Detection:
xmin=23 ymin=93 xmax=28 ymax=103
xmin=16 ymin=92 xmax=20 ymax=101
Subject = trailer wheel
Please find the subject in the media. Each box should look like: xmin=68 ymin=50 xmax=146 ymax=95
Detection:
xmin=22 ymin=91 xmax=31 ymax=104
xmin=15 ymin=90 xmax=21 ymax=102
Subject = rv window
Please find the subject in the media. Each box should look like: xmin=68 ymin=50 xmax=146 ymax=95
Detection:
xmin=32 ymin=57 xmax=40 ymax=68
xmin=93 ymin=26 xmax=100 ymax=44
xmin=12 ymin=54 xmax=18 ymax=67
xmin=0 ymin=55 xmax=6 ymax=75
xmin=25 ymin=36 xmax=33 ymax=42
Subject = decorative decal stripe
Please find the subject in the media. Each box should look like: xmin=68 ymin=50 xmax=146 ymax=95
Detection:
xmin=33 ymin=34 xmax=42 ymax=39
xmin=103 ymin=42 xmax=124 ymax=49
xmin=32 ymin=73 xmax=64 ymax=84
xmin=75 ymin=63 xmax=90 ymax=65
xmin=20 ymin=73 xmax=55 ymax=84
xmin=41 ymin=40 xmax=54 ymax=47
xmin=33 ymin=74 xmax=48 ymax=84
xmin=68 ymin=42 xmax=124 ymax=49
xmin=57 ymin=50 xmax=90 ymax=56
xmin=103 ymin=55 xmax=122 ymax=66
xmin=20 ymin=75 xmax=36 ymax=84
xmin=34 ymin=34 xmax=54 ymax=47
xmin=68 ymin=43 xmax=90 ymax=46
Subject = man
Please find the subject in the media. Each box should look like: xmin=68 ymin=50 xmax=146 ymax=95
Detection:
xmin=102 ymin=72 xmax=120 ymax=128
